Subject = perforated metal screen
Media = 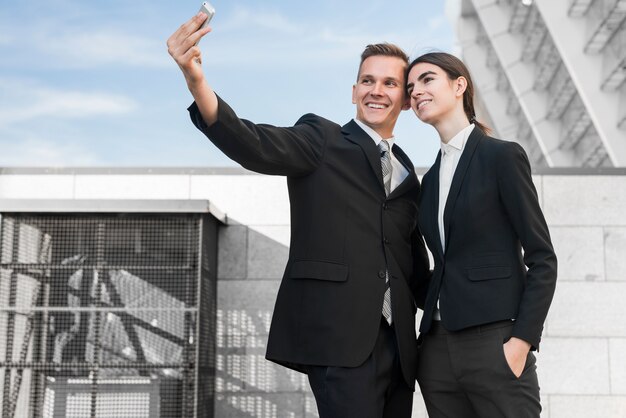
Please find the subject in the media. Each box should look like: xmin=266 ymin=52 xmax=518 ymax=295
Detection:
xmin=0 ymin=213 xmax=217 ymax=418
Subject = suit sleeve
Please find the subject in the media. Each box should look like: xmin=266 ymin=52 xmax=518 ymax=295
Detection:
xmin=497 ymin=142 xmax=557 ymax=350
xmin=188 ymin=95 xmax=326 ymax=177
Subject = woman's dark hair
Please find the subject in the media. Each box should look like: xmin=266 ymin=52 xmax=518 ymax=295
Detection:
xmin=407 ymin=52 xmax=490 ymax=134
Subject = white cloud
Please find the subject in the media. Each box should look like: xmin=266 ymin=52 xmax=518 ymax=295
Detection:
xmin=220 ymin=6 xmax=302 ymax=34
xmin=39 ymin=29 xmax=170 ymax=69
xmin=0 ymin=136 xmax=99 ymax=166
xmin=1 ymin=15 xmax=169 ymax=70
xmin=428 ymin=15 xmax=446 ymax=31
xmin=0 ymin=79 xmax=137 ymax=127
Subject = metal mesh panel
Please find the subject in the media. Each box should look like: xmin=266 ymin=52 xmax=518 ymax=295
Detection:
xmin=0 ymin=213 xmax=216 ymax=418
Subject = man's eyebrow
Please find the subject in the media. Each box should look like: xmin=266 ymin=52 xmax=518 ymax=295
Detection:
xmin=417 ymin=71 xmax=436 ymax=81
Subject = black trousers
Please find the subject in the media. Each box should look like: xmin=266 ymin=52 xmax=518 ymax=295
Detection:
xmin=417 ymin=320 xmax=541 ymax=418
xmin=306 ymin=319 xmax=413 ymax=418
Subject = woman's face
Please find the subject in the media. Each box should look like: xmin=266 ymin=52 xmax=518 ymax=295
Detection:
xmin=406 ymin=62 xmax=463 ymax=126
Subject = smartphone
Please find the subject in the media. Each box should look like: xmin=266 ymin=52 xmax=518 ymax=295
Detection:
xmin=195 ymin=2 xmax=215 ymax=46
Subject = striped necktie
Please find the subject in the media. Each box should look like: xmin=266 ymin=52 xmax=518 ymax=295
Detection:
xmin=379 ymin=140 xmax=392 ymax=325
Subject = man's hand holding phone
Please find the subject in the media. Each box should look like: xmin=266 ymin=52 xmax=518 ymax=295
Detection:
xmin=166 ymin=2 xmax=215 ymax=86
xmin=167 ymin=2 xmax=220 ymax=127
xmin=195 ymin=2 xmax=215 ymax=46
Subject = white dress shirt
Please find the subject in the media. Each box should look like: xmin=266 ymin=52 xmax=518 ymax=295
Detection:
xmin=355 ymin=119 xmax=409 ymax=191
xmin=434 ymin=123 xmax=475 ymax=320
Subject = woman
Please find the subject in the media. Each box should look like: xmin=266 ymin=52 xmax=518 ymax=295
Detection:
xmin=407 ymin=52 xmax=557 ymax=418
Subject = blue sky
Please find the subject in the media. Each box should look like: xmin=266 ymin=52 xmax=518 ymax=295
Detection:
xmin=0 ymin=0 xmax=459 ymax=168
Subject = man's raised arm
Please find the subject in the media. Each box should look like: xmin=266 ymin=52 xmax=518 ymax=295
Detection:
xmin=167 ymin=12 xmax=218 ymax=126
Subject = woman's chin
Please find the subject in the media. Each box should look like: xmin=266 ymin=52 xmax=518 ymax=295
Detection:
xmin=415 ymin=112 xmax=434 ymax=125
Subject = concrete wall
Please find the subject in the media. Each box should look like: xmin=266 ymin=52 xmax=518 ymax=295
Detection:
xmin=1 ymin=168 xmax=625 ymax=417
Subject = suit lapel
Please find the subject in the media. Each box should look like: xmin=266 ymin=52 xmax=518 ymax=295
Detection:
xmin=342 ymin=120 xmax=385 ymax=193
xmin=429 ymin=152 xmax=445 ymax=258
xmin=442 ymin=128 xmax=482 ymax=249
xmin=388 ymin=144 xmax=418 ymax=198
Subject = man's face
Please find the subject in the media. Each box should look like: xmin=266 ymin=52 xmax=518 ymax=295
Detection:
xmin=352 ymin=55 xmax=409 ymax=138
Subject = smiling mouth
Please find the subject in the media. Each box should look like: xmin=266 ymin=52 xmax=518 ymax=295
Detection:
xmin=416 ymin=100 xmax=431 ymax=110
xmin=366 ymin=103 xmax=387 ymax=109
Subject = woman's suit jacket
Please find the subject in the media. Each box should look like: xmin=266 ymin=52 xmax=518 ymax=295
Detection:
xmin=417 ymin=128 xmax=557 ymax=349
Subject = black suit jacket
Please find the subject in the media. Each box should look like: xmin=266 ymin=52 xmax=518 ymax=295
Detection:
xmin=417 ymin=128 xmax=557 ymax=350
xmin=189 ymin=96 xmax=430 ymax=387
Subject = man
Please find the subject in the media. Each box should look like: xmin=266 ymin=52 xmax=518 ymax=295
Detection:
xmin=167 ymin=12 xmax=430 ymax=418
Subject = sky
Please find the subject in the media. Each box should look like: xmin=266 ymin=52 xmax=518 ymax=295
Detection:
xmin=0 ymin=0 xmax=460 ymax=168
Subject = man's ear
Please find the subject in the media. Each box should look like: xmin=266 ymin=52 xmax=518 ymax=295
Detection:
xmin=402 ymin=96 xmax=411 ymax=111
xmin=352 ymin=84 xmax=357 ymax=104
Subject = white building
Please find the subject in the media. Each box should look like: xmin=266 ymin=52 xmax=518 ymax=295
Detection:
xmin=452 ymin=0 xmax=626 ymax=168
xmin=1 ymin=168 xmax=625 ymax=417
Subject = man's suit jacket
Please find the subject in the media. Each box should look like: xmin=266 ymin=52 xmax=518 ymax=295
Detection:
xmin=189 ymin=96 xmax=430 ymax=386
xmin=417 ymin=128 xmax=557 ymax=350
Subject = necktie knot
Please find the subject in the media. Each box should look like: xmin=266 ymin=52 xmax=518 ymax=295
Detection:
xmin=378 ymin=140 xmax=391 ymax=155
xmin=378 ymin=141 xmax=392 ymax=197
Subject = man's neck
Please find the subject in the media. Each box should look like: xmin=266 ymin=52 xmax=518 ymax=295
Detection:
xmin=354 ymin=118 xmax=394 ymax=140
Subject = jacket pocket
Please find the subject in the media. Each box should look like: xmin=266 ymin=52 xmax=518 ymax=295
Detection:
xmin=466 ymin=266 xmax=511 ymax=281
xmin=288 ymin=260 xmax=348 ymax=282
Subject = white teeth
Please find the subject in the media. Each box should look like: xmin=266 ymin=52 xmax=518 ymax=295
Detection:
xmin=367 ymin=103 xmax=386 ymax=109
xmin=417 ymin=100 xmax=431 ymax=109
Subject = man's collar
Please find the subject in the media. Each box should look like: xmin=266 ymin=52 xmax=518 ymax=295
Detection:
xmin=354 ymin=118 xmax=396 ymax=148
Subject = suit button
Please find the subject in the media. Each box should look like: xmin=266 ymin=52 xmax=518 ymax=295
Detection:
xmin=382 ymin=202 xmax=388 ymax=210
xmin=378 ymin=270 xmax=386 ymax=279
xmin=383 ymin=237 xmax=390 ymax=244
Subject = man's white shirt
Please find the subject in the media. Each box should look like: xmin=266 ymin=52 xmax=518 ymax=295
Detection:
xmin=355 ymin=119 xmax=408 ymax=191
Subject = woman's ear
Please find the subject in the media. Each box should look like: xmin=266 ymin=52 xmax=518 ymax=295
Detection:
xmin=456 ymin=76 xmax=468 ymax=97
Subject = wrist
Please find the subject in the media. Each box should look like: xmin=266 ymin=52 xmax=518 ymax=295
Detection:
xmin=508 ymin=337 xmax=531 ymax=352
xmin=186 ymin=75 xmax=207 ymax=93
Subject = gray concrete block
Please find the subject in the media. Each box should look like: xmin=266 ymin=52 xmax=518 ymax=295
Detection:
xmin=549 ymin=395 xmax=626 ymax=418
xmin=215 ymin=351 xmax=246 ymax=393
xmin=250 ymin=225 xmax=291 ymax=247
xmin=215 ymin=348 xmax=307 ymax=393
xmin=538 ymin=338 xmax=609 ymax=395
xmin=605 ymin=228 xmax=626 ymax=282
xmin=216 ymin=334 xmax=307 ymax=393
xmin=217 ymin=280 xmax=280 ymax=336
xmin=0 ymin=175 xmax=75 ymax=199
xmin=541 ymin=397 xmax=550 ymax=418
xmin=215 ymin=392 xmax=307 ymax=417
xmin=74 ymin=174 xmax=190 ymax=199
xmin=304 ymin=393 xmax=319 ymax=418
xmin=247 ymin=227 xmax=289 ymax=279
xmin=191 ymin=175 xmax=290 ymax=226
xmin=543 ymin=176 xmax=626 ymax=226
xmin=550 ymin=226 xmax=604 ymax=281
xmin=218 ymin=225 xmax=247 ymax=279
xmin=610 ymin=339 xmax=626 ymax=395
xmin=545 ymin=283 xmax=626 ymax=337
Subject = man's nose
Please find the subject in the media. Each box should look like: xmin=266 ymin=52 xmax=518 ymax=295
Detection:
xmin=371 ymin=82 xmax=384 ymax=96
